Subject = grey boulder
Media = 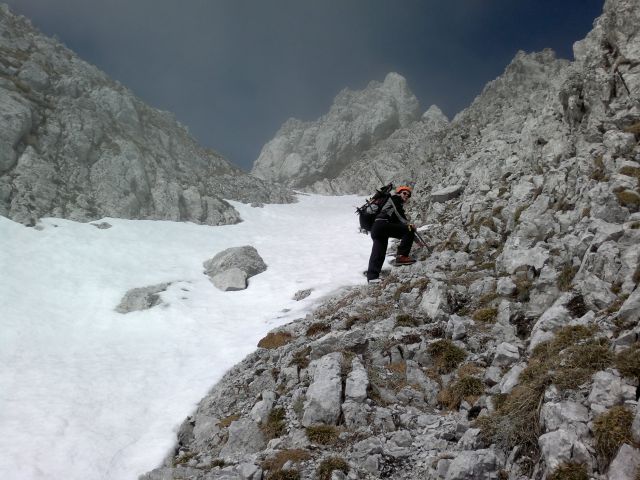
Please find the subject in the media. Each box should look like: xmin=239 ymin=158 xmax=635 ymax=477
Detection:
xmin=212 ymin=268 xmax=248 ymax=292
xmin=203 ymin=246 xmax=267 ymax=291
xmin=302 ymin=352 xmax=343 ymax=427
xmin=444 ymin=449 xmax=498 ymax=480
xmin=607 ymin=444 xmax=640 ymax=480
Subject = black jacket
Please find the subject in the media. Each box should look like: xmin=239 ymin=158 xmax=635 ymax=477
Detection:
xmin=375 ymin=195 xmax=409 ymax=225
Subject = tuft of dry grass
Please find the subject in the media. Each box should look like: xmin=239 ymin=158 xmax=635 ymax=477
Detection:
xmin=217 ymin=414 xmax=240 ymax=428
xmin=400 ymin=333 xmax=423 ymax=345
xmin=266 ymin=469 xmax=300 ymax=480
xmin=260 ymin=407 xmax=286 ymax=440
xmin=472 ymin=307 xmax=498 ymax=323
xmin=316 ymin=457 xmax=349 ymax=480
xmin=384 ymin=361 xmax=409 ymax=392
xmin=514 ymin=205 xmax=528 ymax=223
xmin=593 ymin=406 xmax=634 ymax=467
xmin=475 ymin=383 xmax=544 ymax=460
xmin=306 ymin=322 xmax=330 ymax=337
xmin=438 ymin=375 xmax=484 ymax=410
xmin=477 ymin=324 xmax=612 ymax=469
xmin=261 ymin=449 xmax=311 ymax=472
xmin=591 ymin=155 xmax=607 ymax=182
xmin=616 ymin=190 xmax=640 ymax=211
xmin=551 ymin=339 xmax=612 ymax=390
xmin=557 ymin=264 xmax=578 ymax=291
xmin=530 ymin=325 xmax=611 ymax=390
xmin=477 ymin=292 xmax=499 ymax=308
xmin=533 ymin=324 xmax=595 ymax=355
xmin=428 ymin=340 xmax=467 ymax=374
xmin=171 ymin=451 xmax=197 ymax=467
xmin=513 ymin=278 xmax=532 ymax=302
xmin=623 ymin=122 xmax=640 ymax=135
xmin=258 ymin=331 xmax=293 ymax=349
xmin=547 ymin=463 xmax=589 ymax=480
xmin=290 ymin=346 xmax=311 ymax=370
xmin=615 ymin=343 xmax=640 ymax=380
xmin=305 ymin=425 xmax=340 ymax=445
xmin=619 ymin=165 xmax=640 ymax=180
xmin=395 ymin=313 xmax=420 ymax=328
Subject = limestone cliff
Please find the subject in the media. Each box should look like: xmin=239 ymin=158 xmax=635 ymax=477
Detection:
xmin=0 ymin=5 xmax=291 ymax=226
xmin=251 ymin=72 xmax=421 ymax=190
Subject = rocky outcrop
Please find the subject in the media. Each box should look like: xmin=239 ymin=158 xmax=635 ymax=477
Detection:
xmin=0 ymin=5 xmax=291 ymax=227
xmin=203 ymin=246 xmax=267 ymax=291
xmin=251 ymin=72 xmax=421 ymax=190
xmin=306 ymin=104 xmax=451 ymax=195
xmin=146 ymin=0 xmax=640 ymax=478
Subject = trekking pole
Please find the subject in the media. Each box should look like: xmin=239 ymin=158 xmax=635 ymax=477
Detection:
xmin=415 ymin=230 xmax=428 ymax=249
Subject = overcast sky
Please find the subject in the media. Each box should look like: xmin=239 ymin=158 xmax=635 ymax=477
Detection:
xmin=6 ymin=0 xmax=603 ymax=171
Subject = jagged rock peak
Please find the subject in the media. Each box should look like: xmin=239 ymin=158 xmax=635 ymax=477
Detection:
xmin=0 ymin=5 xmax=291 ymax=226
xmin=574 ymin=0 xmax=640 ymax=66
xmin=421 ymin=104 xmax=449 ymax=130
xmin=250 ymin=72 xmax=420 ymax=188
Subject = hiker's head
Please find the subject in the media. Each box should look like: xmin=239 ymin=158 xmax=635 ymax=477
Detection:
xmin=396 ymin=186 xmax=412 ymax=202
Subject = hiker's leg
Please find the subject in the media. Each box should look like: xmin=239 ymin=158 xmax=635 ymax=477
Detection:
xmin=387 ymin=224 xmax=415 ymax=256
xmin=367 ymin=224 xmax=389 ymax=280
xmin=397 ymin=229 xmax=415 ymax=256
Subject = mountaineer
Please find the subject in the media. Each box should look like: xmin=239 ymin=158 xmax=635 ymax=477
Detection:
xmin=365 ymin=185 xmax=418 ymax=283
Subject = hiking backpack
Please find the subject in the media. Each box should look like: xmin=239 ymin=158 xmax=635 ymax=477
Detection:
xmin=356 ymin=183 xmax=393 ymax=232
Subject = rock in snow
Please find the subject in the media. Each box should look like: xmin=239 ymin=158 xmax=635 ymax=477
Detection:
xmin=203 ymin=246 xmax=267 ymax=291
xmin=115 ymin=283 xmax=171 ymax=313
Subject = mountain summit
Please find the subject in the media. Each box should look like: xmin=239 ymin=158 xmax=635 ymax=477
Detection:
xmin=251 ymin=72 xmax=421 ymax=189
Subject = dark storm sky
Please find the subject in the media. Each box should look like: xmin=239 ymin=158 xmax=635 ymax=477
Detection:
xmin=5 ymin=0 xmax=604 ymax=170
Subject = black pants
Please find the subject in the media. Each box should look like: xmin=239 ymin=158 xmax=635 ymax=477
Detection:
xmin=366 ymin=220 xmax=415 ymax=280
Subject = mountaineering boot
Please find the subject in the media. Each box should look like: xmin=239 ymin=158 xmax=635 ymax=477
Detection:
xmin=395 ymin=255 xmax=416 ymax=265
xmin=367 ymin=278 xmax=382 ymax=284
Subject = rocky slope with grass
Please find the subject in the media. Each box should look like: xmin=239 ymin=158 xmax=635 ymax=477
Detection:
xmin=144 ymin=0 xmax=640 ymax=479
xmin=0 ymin=5 xmax=291 ymax=227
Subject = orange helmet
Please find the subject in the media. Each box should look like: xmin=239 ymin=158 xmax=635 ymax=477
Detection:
xmin=396 ymin=186 xmax=412 ymax=196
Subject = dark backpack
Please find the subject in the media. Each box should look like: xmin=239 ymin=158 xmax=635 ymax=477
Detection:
xmin=356 ymin=183 xmax=393 ymax=232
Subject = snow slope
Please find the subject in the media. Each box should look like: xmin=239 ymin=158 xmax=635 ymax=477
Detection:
xmin=0 ymin=194 xmax=371 ymax=480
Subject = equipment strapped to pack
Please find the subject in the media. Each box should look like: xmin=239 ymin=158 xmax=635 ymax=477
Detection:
xmin=356 ymin=183 xmax=393 ymax=233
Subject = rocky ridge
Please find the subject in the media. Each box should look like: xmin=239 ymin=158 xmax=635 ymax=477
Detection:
xmin=144 ymin=0 xmax=640 ymax=479
xmin=251 ymin=72 xmax=421 ymax=191
xmin=0 ymin=5 xmax=291 ymax=226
